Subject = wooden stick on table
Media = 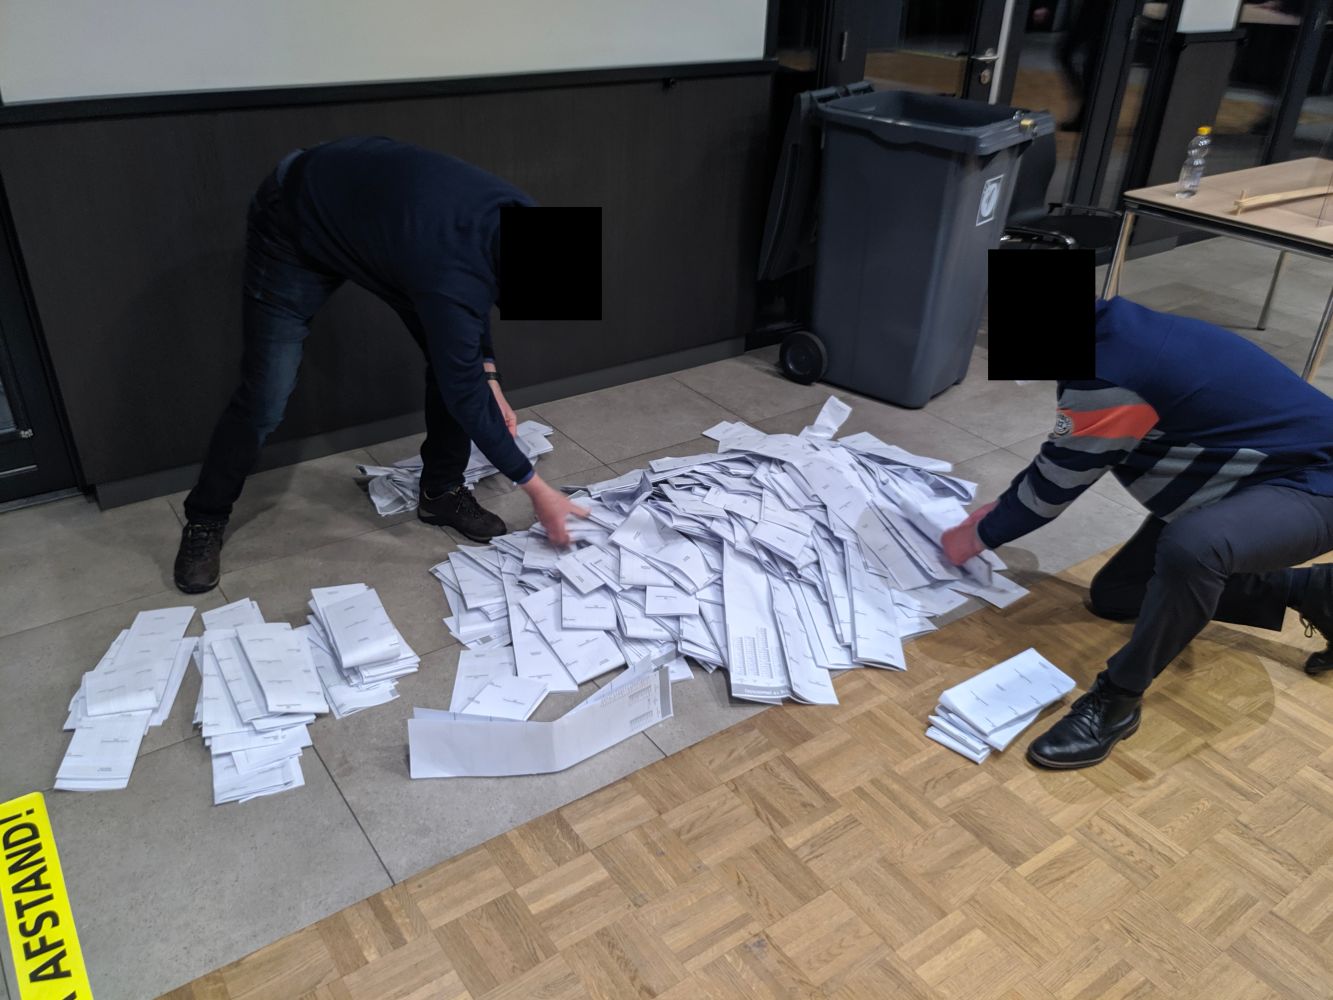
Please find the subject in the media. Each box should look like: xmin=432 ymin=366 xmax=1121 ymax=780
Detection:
xmin=1233 ymin=185 xmax=1331 ymax=215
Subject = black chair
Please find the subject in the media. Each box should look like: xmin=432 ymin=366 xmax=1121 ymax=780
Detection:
xmin=1002 ymin=130 xmax=1123 ymax=264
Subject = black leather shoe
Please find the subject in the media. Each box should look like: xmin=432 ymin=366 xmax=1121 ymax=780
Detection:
xmin=1083 ymin=596 xmax=1138 ymax=623
xmin=418 ymin=485 xmax=507 ymax=542
xmin=174 ymin=521 xmax=226 ymax=594
xmin=1307 ymin=648 xmax=1333 ymax=676
xmin=1295 ymin=564 xmax=1333 ymax=676
xmin=1027 ymin=673 xmax=1142 ymax=770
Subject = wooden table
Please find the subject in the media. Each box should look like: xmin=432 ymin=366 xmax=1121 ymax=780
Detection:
xmin=1105 ymin=158 xmax=1333 ymax=380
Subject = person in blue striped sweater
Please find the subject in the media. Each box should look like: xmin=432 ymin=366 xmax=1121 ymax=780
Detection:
xmin=941 ymin=296 xmax=1333 ymax=769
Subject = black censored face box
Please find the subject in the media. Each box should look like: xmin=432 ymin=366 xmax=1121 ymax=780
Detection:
xmin=498 ymin=206 xmax=602 ymax=321
xmin=987 ymin=249 xmax=1096 ymax=382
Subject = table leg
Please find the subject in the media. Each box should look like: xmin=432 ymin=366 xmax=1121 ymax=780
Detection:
xmin=1301 ymin=284 xmax=1333 ymax=382
xmin=1102 ymin=209 xmax=1136 ymax=300
xmin=1257 ymin=250 xmax=1288 ymax=331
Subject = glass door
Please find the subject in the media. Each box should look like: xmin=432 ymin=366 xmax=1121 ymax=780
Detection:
xmin=0 ymin=197 xmax=77 ymax=505
xmin=864 ymin=0 xmax=1019 ymax=101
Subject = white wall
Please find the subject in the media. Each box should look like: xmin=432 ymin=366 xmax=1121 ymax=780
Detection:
xmin=0 ymin=0 xmax=769 ymax=104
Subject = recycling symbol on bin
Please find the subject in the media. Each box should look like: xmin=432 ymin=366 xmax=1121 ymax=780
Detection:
xmin=976 ymin=175 xmax=1005 ymax=226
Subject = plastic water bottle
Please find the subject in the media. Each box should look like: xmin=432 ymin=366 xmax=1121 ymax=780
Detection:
xmin=1175 ymin=126 xmax=1213 ymax=199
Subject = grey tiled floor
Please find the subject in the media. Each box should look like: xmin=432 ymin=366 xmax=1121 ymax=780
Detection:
xmin=2 ymin=236 xmax=1330 ymax=999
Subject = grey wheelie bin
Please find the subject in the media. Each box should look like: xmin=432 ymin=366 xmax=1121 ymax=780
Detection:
xmin=786 ymin=90 xmax=1052 ymax=408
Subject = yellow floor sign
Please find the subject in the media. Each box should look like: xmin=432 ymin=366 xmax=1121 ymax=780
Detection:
xmin=0 ymin=793 xmax=93 ymax=999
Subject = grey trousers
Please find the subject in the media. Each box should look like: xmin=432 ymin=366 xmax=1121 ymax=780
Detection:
xmin=1088 ymin=484 xmax=1333 ymax=693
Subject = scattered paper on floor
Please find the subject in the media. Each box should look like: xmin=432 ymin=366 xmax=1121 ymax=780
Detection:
xmin=57 ymin=608 xmax=197 ymax=791
xmin=410 ymin=396 xmax=1033 ymax=778
xmin=356 ymin=421 xmax=556 ymax=516
xmin=57 ymin=589 xmax=418 ymax=803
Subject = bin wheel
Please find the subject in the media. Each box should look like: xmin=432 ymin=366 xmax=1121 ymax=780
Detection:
xmin=780 ymin=331 xmax=827 ymax=385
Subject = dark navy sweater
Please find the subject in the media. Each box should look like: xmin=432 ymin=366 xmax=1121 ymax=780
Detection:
xmin=979 ymin=296 xmax=1333 ymax=548
xmin=288 ymin=136 xmax=537 ymax=483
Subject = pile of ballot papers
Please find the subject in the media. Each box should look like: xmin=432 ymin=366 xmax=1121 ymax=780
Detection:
xmin=412 ymin=396 xmax=1034 ymax=777
xmin=192 ymin=599 xmax=325 ymax=804
xmin=193 ymin=589 xmax=418 ymax=803
xmin=192 ymin=588 xmax=419 ymax=803
xmin=57 ymin=607 xmax=197 ymax=791
xmin=57 ymin=585 xmax=420 ymax=802
xmin=304 ymin=584 xmax=420 ymax=713
xmin=357 ymin=420 xmax=556 ymax=516
xmin=927 ymin=647 xmax=1076 ymax=763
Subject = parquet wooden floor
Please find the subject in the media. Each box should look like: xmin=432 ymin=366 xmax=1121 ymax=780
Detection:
xmin=161 ymin=552 xmax=1333 ymax=1000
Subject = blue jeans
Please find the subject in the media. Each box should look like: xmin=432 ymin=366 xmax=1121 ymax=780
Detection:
xmin=183 ymin=155 xmax=471 ymax=523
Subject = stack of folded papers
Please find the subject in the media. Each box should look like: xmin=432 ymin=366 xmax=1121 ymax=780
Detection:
xmin=410 ymin=397 xmax=1036 ymax=779
xmin=447 ymin=648 xmax=548 ymax=720
xmin=304 ymin=585 xmax=420 ymax=705
xmin=356 ymin=420 xmax=556 ymax=516
xmin=927 ymin=647 xmax=1076 ymax=763
xmin=57 ymin=589 xmax=419 ymax=802
xmin=192 ymin=599 xmax=325 ymax=804
xmin=57 ymin=607 xmax=197 ymax=791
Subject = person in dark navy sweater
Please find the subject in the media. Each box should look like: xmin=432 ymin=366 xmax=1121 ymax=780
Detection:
xmin=174 ymin=137 xmax=587 ymax=593
xmin=942 ymin=296 xmax=1333 ymax=768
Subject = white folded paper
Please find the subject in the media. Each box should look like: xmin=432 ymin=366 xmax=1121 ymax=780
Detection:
xmin=83 ymin=606 xmax=196 ymax=717
xmin=409 ymin=663 xmax=672 ymax=777
xmin=461 ymin=675 xmax=549 ymax=721
xmin=55 ymin=711 xmax=152 ymax=791
xmin=927 ymin=647 xmax=1075 ymax=763
xmin=449 ymin=647 xmax=520 ymax=712
xmin=235 ymin=623 xmax=329 ymax=715
xmin=357 ymin=421 xmax=556 ymax=515
xmin=318 ymin=588 xmax=404 ymax=671
xmin=56 ymin=607 xmax=200 ymax=792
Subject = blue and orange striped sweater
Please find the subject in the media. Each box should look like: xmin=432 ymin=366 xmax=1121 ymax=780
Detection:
xmin=977 ymin=296 xmax=1333 ymax=549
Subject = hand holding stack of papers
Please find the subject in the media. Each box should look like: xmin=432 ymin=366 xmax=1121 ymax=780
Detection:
xmin=57 ymin=607 xmax=196 ymax=791
xmin=926 ymin=647 xmax=1076 ymax=763
xmin=356 ymin=420 xmax=556 ymax=516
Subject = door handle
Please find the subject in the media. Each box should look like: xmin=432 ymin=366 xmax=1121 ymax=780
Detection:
xmin=971 ymin=48 xmax=1000 ymax=63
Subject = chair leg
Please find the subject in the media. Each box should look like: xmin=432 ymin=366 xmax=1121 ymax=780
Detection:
xmin=1102 ymin=210 xmax=1135 ymax=299
xmin=1257 ymin=250 xmax=1288 ymax=332
xmin=1302 ymin=283 xmax=1333 ymax=381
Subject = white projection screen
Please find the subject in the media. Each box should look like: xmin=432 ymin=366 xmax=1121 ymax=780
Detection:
xmin=0 ymin=0 xmax=770 ymax=105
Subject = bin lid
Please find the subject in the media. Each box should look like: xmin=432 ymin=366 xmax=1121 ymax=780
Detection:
xmin=819 ymin=89 xmax=1055 ymax=156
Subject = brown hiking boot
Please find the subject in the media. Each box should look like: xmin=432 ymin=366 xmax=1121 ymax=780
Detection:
xmin=418 ymin=485 xmax=507 ymax=542
xmin=174 ymin=521 xmax=226 ymax=594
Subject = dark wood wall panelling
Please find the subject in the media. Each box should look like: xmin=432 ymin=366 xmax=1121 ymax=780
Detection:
xmin=0 ymin=67 xmax=775 ymax=492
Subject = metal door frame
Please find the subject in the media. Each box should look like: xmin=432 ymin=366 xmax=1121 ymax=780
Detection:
xmin=1262 ymin=0 xmax=1333 ymax=165
xmin=0 ymin=170 xmax=80 ymax=503
xmin=823 ymin=0 xmax=1030 ymax=102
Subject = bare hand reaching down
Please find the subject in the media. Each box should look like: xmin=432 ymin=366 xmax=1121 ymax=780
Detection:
xmin=940 ymin=500 xmax=998 ymax=566
xmin=521 ymin=475 xmax=589 ymax=547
